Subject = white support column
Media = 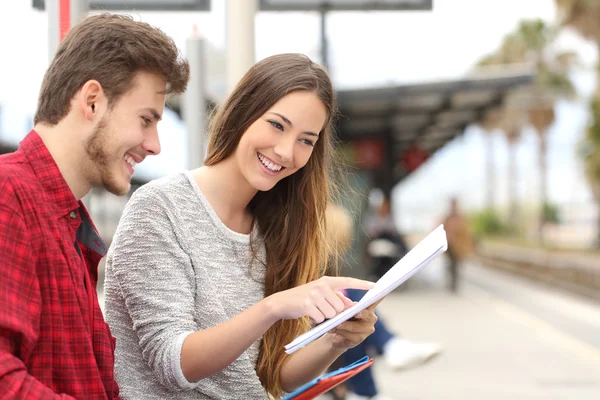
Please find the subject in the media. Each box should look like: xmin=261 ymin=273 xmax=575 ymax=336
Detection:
xmin=183 ymin=29 xmax=207 ymax=169
xmin=70 ymin=0 xmax=89 ymax=26
xmin=47 ymin=0 xmax=60 ymax=63
xmin=48 ymin=0 xmax=89 ymax=63
xmin=225 ymin=0 xmax=257 ymax=94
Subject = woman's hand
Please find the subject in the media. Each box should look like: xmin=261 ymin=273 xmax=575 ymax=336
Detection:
xmin=325 ymin=299 xmax=383 ymax=350
xmin=264 ymin=276 xmax=375 ymax=324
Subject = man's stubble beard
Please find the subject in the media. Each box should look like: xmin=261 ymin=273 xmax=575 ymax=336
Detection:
xmin=84 ymin=116 xmax=130 ymax=196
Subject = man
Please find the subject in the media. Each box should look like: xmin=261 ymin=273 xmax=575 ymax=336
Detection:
xmin=442 ymin=197 xmax=474 ymax=293
xmin=0 ymin=13 xmax=189 ymax=399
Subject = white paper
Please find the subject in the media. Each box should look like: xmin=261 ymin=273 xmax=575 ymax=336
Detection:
xmin=284 ymin=224 xmax=448 ymax=354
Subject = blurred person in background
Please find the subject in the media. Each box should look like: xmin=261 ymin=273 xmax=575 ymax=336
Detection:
xmin=364 ymin=195 xmax=410 ymax=281
xmin=326 ymin=204 xmax=442 ymax=400
xmin=104 ymin=54 xmax=381 ymax=400
xmin=441 ymin=197 xmax=474 ymax=293
xmin=0 ymin=13 xmax=190 ymax=399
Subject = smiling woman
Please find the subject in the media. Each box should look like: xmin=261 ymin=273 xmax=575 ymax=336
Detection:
xmin=104 ymin=53 xmax=381 ymax=400
xmin=232 ymin=89 xmax=326 ymax=191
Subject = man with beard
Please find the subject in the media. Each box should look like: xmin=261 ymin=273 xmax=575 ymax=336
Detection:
xmin=0 ymin=13 xmax=189 ymax=399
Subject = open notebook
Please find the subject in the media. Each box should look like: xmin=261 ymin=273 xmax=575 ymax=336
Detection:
xmin=284 ymin=224 xmax=448 ymax=355
xmin=282 ymin=356 xmax=374 ymax=400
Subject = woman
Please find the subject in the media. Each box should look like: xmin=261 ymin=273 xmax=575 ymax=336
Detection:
xmin=104 ymin=54 xmax=378 ymax=399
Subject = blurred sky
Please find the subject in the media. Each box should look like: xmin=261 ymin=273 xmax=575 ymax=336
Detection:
xmin=0 ymin=0 xmax=598 ymax=229
xmin=0 ymin=0 xmax=564 ymax=103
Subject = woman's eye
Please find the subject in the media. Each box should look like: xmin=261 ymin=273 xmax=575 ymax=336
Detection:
xmin=269 ymin=120 xmax=284 ymax=131
xmin=300 ymin=138 xmax=315 ymax=147
xmin=142 ymin=117 xmax=152 ymax=126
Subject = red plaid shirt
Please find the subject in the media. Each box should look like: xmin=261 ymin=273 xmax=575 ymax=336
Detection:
xmin=0 ymin=131 xmax=119 ymax=399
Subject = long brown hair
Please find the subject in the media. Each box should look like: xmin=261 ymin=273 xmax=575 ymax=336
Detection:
xmin=203 ymin=54 xmax=339 ymax=398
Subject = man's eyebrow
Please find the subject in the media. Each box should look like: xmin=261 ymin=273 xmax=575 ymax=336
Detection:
xmin=143 ymin=108 xmax=162 ymax=121
xmin=268 ymin=112 xmax=319 ymax=137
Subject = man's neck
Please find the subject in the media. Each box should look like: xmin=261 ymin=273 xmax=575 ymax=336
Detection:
xmin=34 ymin=122 xmax=91 ymax=201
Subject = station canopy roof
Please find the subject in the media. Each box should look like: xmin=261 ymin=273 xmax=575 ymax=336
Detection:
xmin=334 ymin=66 xmax=534 ymax=189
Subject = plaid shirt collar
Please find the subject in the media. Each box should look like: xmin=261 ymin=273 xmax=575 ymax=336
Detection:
xmin=20 ymin=130 xmax=80 ymax=219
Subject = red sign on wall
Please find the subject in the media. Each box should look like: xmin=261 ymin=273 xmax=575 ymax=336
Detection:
xmin=400 ymin=145 xmax=429 ymax=172
xmin=353 ymin=139 xmax=384 ymax=170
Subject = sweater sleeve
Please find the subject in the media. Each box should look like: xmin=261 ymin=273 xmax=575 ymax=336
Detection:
xmin=107 ymin=185 xmax=201 ymax=390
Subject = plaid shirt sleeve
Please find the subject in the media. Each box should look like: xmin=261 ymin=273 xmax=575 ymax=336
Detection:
xmin=0 ymin=186 xmax=75 ymax=399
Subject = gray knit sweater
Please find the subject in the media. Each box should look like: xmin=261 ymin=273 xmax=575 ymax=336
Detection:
xmin=104 ymin=171 xmax=268 ymax=399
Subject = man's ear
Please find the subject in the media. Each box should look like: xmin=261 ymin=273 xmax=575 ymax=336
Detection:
xmin=78 ymin=80 xmax=103 ymax=122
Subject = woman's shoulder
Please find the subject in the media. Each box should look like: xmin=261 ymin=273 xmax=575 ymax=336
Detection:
xmin=128 ymin=172 xmax=195 ymax=205
xmin=111 ymin=172 xmax=200 ymax=246
xmin=118 ymin=172 xmax=199 ymax=222
xmin=136 ymin=171 xmax=189 ymax=194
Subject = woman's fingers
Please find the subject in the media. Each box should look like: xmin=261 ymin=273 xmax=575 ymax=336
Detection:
xmin=314 ymin=296 xmax=338 ymax=319
xmin=324 ymin=290 xmax=346 ymax=313
xmin=322 ymin=276 xmax=376 ymax=291
xmin=366 ymin=298 xmax=384 ymax=311
xmin=336 ymin=291 xmax=355 ymax=309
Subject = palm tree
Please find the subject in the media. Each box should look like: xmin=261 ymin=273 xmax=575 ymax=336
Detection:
xmin=477 ymin=34 xmax=528 ymax=215
xmin=477 ymin=19 xmax=576 ymax=241
xmin=500 ymin=107 xmax=527 ymax=226
xmin=477 ymin=107 xmax=503 ymax=212
xmin=555 ymin=0 xmax=600 ymax=246
xmin=555 ymin=0 xmax=600 ymax=45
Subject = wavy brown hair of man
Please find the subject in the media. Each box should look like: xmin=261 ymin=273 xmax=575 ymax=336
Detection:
xmin=34 ymin=13 xmax=189 ymax=126
xmin=203 ymin=53 xmax=341 ymax=398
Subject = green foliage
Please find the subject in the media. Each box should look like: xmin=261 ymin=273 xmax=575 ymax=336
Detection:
xmin=581 ymin=93 xmax=600 ymax=201
xmin=477 ymin=19 xmax=575 ymax=97
xmin=468 ymin=209 xmax=515 ymax=238
xmin=542 ymin=202 xmax=561 ymax=224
